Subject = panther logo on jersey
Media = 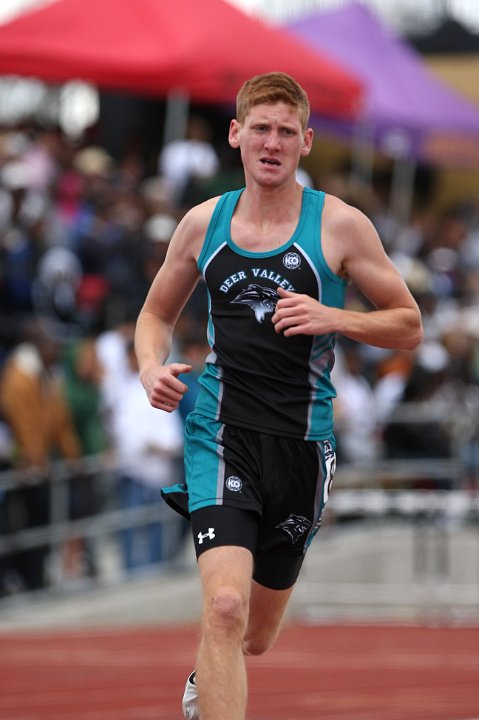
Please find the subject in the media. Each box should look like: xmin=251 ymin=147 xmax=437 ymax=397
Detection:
xmin=232 ymin=284 xmax=278 ymax=323
xmin=276 ymin=514 xmax=312 ymax=544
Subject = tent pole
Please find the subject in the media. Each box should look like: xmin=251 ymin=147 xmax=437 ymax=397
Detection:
xmin=163 ymin=89 xmax=189 ymax=147
xmin=389 ymin=155 xmax=417 ymax=233
xmin=349 ymin=118 xmax=375 ymax=192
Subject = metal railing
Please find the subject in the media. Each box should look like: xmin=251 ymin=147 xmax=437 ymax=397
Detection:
xmin=0 ymin=453 xmax=187 ymax=597
xmin=0 ymin=399 xmax=478 ymax=605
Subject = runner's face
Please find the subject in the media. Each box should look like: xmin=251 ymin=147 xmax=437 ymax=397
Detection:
xmin=229 ymin=102 xmax=312 ymax=188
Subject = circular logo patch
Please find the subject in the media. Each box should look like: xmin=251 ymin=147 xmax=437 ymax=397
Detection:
xmin=226 ymin=475 xmax=243 ymax=492
xmin=283 ymin=252 xmax=301 ymax=270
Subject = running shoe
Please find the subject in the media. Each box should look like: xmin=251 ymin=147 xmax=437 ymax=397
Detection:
xmin=182 ymin=671 xmax=199 ymax=720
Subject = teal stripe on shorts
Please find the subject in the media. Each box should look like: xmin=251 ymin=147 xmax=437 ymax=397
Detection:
xmin=184 ymin=412 xmax=226 ymax=513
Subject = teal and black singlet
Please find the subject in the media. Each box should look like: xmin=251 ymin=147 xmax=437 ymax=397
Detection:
xmin=194 ymin=187 xmax=347 ymax=441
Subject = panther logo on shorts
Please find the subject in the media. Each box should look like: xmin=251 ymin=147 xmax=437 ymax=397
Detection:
xmin=276 ymin=514 xmax=312 ymax=544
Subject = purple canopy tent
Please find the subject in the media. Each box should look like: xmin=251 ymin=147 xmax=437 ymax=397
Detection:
xmin=286 ymin=2 xmax=479 ymax=224
xmin=286 ymin=1 xmax=479 ymax=165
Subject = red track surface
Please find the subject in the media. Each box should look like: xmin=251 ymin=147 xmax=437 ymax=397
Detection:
xmin=1 ymin=623 xmax=478 ymax=719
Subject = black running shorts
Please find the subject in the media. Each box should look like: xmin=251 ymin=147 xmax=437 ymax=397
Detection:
xmin=162 ymin=413 xmax=336 ymax=590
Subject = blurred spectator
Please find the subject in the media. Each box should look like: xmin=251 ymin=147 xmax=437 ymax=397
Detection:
xmin=62 ymin=336 xmax=108 ymax=578
xmin=373 ymin=349 xmax=415 ymax=425
xmin=139 ymin=176 xmax=176 ymax=220
xmin=441 ymin=325 xmax=479 ymax=386
xmin=135 ymin=211 xmax=187 ymax=362
xmin=0 ymin=161 xmax=47 ymax=316
xmin=158 ymin=114 xmax=219 ymax=208
xmin=113 ymin=150 xmax=144 ymax=195
xmin=438 ymin=321 xmax=479 ymax=490
xmin=31 ymin=246 xmax=83 ymax=336
xmin=22 ymin=129 xmax=62 ymax=194
xmin=68 ymin=146 xmax=117 ymax=333
xmin=63 ymin=336 xmax=107 ymax=456
xmin=178 ymin=140 xmax=244 ymax=212
xmin=141 ymin=212 xmax=178 ymax=285
xmin=111 ymin=341 xmax=184 ymax=573
xmin=0 ymin=318 xmax=81 ymax=590
xmin=72 ymin=146 xmax=114 ymax=184
xmin=54 ymin=169 xmax=84 ymax=232
xmin=0 ymin=417 xmax=14 ymax=596
xmin=332 ymin=341 xmax=379 ymax=465
xmin=96 ymin=315 xmax=136 ymax=440
xmin=382 ymin=342 xmax=454 ymax=488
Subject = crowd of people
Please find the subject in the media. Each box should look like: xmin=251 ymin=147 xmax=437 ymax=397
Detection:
xmin=0 ymin=104 xmax=478 ymax=597
xmin=0 ymin=119 xmax=217 ymax=594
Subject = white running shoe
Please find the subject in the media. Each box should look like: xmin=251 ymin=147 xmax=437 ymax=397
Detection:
xmin=182 ymin=671 xmax=199 ymax=720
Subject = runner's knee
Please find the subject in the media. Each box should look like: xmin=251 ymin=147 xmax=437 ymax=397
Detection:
xmin=204 ymin=587 xmax=248 ymax=636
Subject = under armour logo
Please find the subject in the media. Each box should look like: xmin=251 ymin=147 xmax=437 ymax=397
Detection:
xmin=197 ymin=528 xmax=215 ymax=544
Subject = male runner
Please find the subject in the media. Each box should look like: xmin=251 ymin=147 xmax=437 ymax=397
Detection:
xmin=134 ymin=72 xmax=423 ymax=720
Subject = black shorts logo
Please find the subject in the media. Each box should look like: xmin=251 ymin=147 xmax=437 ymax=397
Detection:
xmin=276 ymin=514 xmax=312 ymax=544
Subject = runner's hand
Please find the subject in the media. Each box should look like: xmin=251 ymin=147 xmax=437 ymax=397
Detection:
xmin=140 ymin=363 xmax=192 ymax=412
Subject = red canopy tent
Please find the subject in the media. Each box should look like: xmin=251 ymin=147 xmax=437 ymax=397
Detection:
xmin=0 ymin=0 xmax=362 ymax=119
